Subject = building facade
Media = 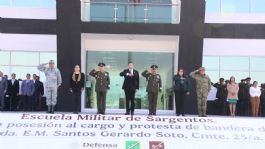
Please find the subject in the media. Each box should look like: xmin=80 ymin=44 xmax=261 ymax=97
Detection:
xmin=1 ymin=0 xmax=265 ymax=114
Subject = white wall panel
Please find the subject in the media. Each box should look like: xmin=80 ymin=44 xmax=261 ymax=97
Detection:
xmin=0 ymin=34 xmax=56 ymax=52
xmin=205 ymin=13 xmax=265 ymax=24
xmin=203 ymin=38 xmax=265 ymax=56
xmin=82 ymin=34 xmax=179 ymax=53
xmin=0 ymin=6 xmax=56 ymax=19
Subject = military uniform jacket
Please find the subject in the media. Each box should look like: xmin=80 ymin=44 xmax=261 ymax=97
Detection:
xmin=213 ymin=83 xmax=228 ymax=100
xmin=238 ymin=83 xmax=249 ymax=100
xmin=190 ymin=70 xmax=211 ymax=93
xmin=142 ymin=70 xmax=162 ymax=93
xmin=89 ymin=69 xmax=110 ymax=92
xmin=38 ymin=63 xmax=62 ymax=88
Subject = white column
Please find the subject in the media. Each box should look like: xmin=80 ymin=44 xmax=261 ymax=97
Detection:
xmin=171 ymin=0 xmax=181 ymax=24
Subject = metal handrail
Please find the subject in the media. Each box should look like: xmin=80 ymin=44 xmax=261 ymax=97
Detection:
xmin=82 ymin=1 xmax=180 ymax=7
xmin=82 ymin=0 xmax=180 ymax=23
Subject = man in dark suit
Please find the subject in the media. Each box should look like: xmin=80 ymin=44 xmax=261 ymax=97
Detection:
xmin=7 ymin=73 xmax=20 ymax=111
xmin=120 ymin=62 xmax=139 ymax=115
xmin=21 ymin=73 xmax=35 ymax=111
xmin=33 ymin=74 xmax=44 ymax=111
xmin=37 ymin=76 xmax=44 ymax=110
xmin=0 ymin=71 xmax=8 ymax=111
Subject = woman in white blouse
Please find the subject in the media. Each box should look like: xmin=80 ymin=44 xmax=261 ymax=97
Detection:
xmin=249 ymin=81 xmax=261 ymax=117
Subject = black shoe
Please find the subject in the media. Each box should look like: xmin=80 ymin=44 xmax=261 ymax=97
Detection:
xmin=182 ymin=114 xmax=185 ymax=116
xmin=176 ymin=114 xmax=180 ymax=116
xmin=125 ymin=113 xmax=130 ymax=115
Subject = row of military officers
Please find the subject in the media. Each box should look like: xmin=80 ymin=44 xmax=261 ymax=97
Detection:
xmin=89 ymin=62 xmax=211 ymax=117
xmin=89 ymin=62 xmax=162 ymax=116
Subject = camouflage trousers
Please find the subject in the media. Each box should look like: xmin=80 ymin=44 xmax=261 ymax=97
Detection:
xmin=197 ymin=91 xmax=208 ymax=117
xmin=45 ymin=86 xmax=58 ymax=106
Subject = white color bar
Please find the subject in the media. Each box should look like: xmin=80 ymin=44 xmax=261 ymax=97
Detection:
xmin=82 ymin=34 xmax=179 ymax=52
xmin=0 ymin=6 xmax=56 ymax=19
xmin=0 ymin=34 xmax=57 ymax=52
xmin=205 ymin=13 xmax=265 ymax=24
xmin=203 ymin=38 xmax=265 ymax=56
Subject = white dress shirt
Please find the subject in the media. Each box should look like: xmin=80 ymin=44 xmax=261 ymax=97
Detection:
xmin=249 ymin=86 xmax=261 ymax=97
xmin=12 ymin=79 xmax=15 ymax=85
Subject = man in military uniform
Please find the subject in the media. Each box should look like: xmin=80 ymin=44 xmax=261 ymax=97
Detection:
xmin=190 ymin=67 xmax=211 ymax=117
xmin=89 ymin=62 xmax=110 ymax=115
xmin=142 ymin=65 xmax=162 ymax=116
xmin=238 ymin=79 xmax=247 ymax=116
xmin=38 ymin=60 xmax=62 ymax=114
xmin=213 ymin=78 xmax=228 ymax=115
xmin=245 ymin=77 xmax=252 ymax=116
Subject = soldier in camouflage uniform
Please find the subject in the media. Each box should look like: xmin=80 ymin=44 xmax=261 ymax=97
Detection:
xmin=142 ymin=65 xmax=162 ymax=116
xmin=89 ymin=62 xmax=110 ymax=115
xmin=38 ymin=60 xmax=62 ymax=114
xmin=190 ymin=67 xmax=211 ymax=117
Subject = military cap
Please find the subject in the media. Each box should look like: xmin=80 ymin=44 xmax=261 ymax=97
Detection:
xmin=98 ymin=62 xmax=106 ymax=67
xmin=246 ymin=77 xmax=251 ymax=80
xmin=49 ymin=60 xmax=55 ymax=64
xmin=199 ymin=67 xmax=205 ymax=71
xmin=150 ymin=65 xmax=158 ymax=69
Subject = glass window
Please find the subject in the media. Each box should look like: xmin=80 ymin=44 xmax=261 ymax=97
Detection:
xmin=203 ymin=56 xmax=265 ymax=84
xmin=250 ymin=72 xmax=265 ymax=83
xmin=250 ymin=57 xmax=265 ymax=71
xmin=252 ymin=0 xmax=265 ymax=13
xmin=203 ymin=56 xmax=219 ymax=70
xmin=0 ymin=66 xmax=10 ymax=77
xmin=82 ymin=1 xmax=180 ymax=24
xmin=222 ymin=0 xmax=249 ymax=13
xmin=147 ymin=5 xmax=172 ymax=23
xmin=90 ymin=3 xmax=116 ymax=22
xmin=85 ymin=51 xmax=174 ymax=110
xmin=40 ymin=52 xmax=57 ymax=65
xmin=0 ymin=0 xmax=10 ymax=6
xmin=128 ymin=4 xmax=146 ymax=23
xmin=39 ymin=73 xmax=46 ymax=82
xmin=11 ymin=66 xmax=39 ymax=80
xmin=0 ymin=51 xmax=10 ymax=65
xmin=205 ymin=0 xmax=221 ymax=13
xmin=220 ymin=71 xmax=249 ymax=82
xmin=205 ymin=70 xmax=220 ymax=84
xmin=11 ymin=52 xmax=39 ymax=66
xmin=220 ymin=57 xmax=249 ymax=71
xmin=13 ymin=0 xmax=41 ymax=7
xmin=41 ymin=0 xmax=56 ymax=8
